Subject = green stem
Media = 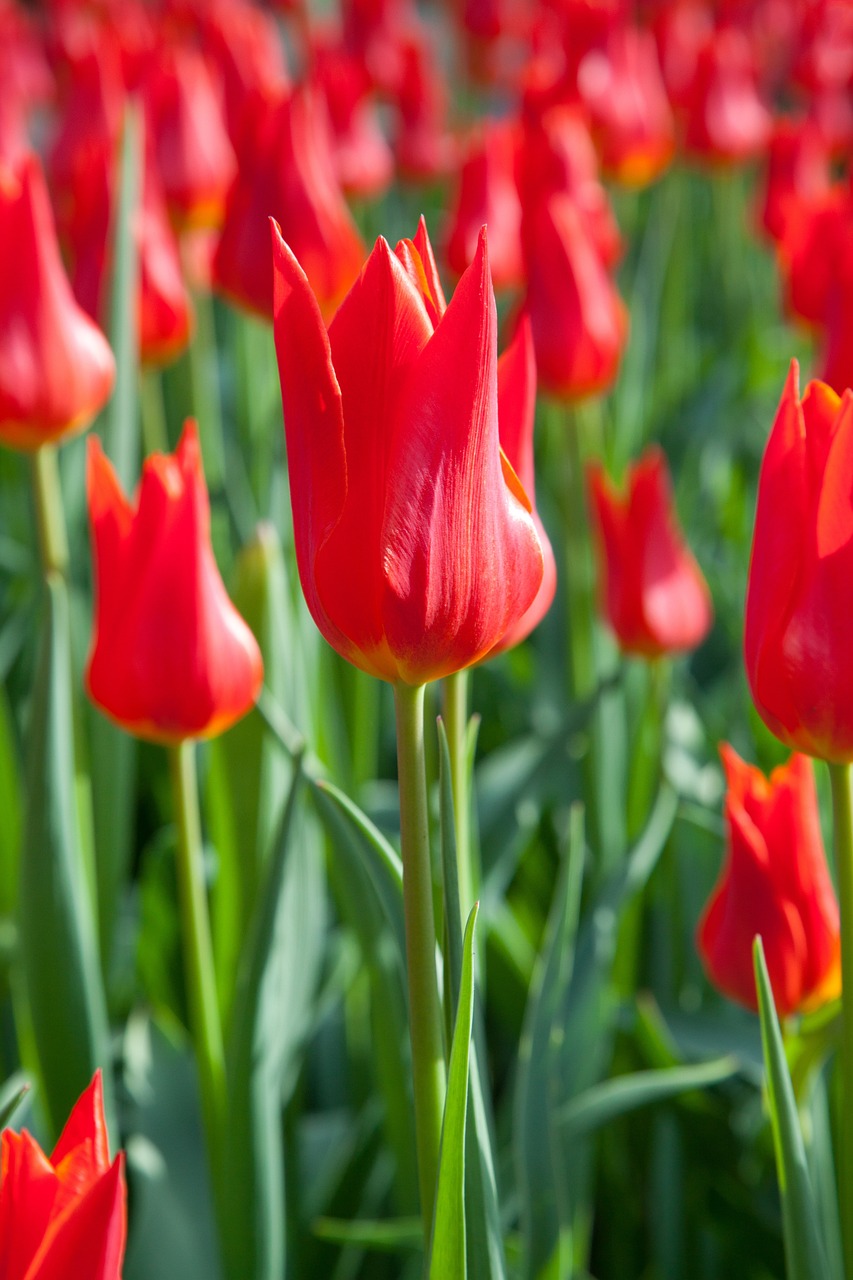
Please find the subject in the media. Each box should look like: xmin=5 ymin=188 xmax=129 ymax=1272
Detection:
xmin=140 ymin=366 xmax=169 ymax=455
xmin=186 ymin=282 xmax=226 ymax=489
xmin=30 ymin=445 xmax=69 ymax=579
xmin=169 ymin=741 xmax=227 ymax=1186
xmin=828 ymin=761 xmax=853 ymax=1280
xmin=393 ymin=682 xmax=446 ymax=1240
xmin=442 ymin=669 xmax=475 ymax=919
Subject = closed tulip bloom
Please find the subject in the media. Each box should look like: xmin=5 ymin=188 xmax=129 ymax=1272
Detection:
xmin=744 ymin=361 xmax=853 ymax=762
xmin=683 ymin=25 xmax=772 ymax=165
xmin=0 ymin=1072 xmax=126 ymax=1280
xmin=522 ymin=192 xmax=628 ymax=401
xmin=86 ymin=421 xmax=263 ymax=742
xmin=271 ymin=217 xmax=544 ymax=686
xmin=214 ymin=86 xmax=365 ymax=320
xmin=757 ymin=117 xmax=832 ymax=245
xmin=489 ymin=315 xmax=557 ymax=654
xmin=587 ymin=446 xmax=712 ymax=657
xmin=444 ymin=120 xmax=523 ymax=290
xmin=0 ymin=154 xmax=115 ymax=452
xmin=697 ymin=746 xmax=841 ymax=1017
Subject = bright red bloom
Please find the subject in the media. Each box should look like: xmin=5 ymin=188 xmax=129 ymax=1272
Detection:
xmin=86 ymin=421 xmax=263 ymax=743
xmin=141 ymin=40 xmax=236 ymax=229
xmin=490 ymin=314 xmax=557 ymax=654
xmin=0 ymin=1072 xmax=126 ymax=1280
xmin=778 ymin=186 xmax=852 ymax=328
xmin=309 ymin=34 xmax=394 ymax=199
xmin=587 ymin=446 xmax=712 ymax=657
xmin=683 ymin=25 xmax=772 ymax=165
xmin=697 ymin=745 xmax=841 ymax=1017
xmin=271 ymin=217 xmax=544 ymax=686
xmin=0 ymin=153 xmax=115 ymax=452
xmin=744 ymin=362 xmax=853 ymax=762
xmin=213 ymin=86 xmax=365 ymax=320
xmin=522 ymin=192 xmax=628 ymax=401
xmin=392 ymin=31 xmax=457 ymax=182
xmin=576 ymin=25 xmax=675 ymax=187
xmin=200 ymin=0 xmax=290 ymax=144
xmin=757 ymin=116 xmax=833 ymax=245
xmin=444 ymin=120 xmax=523 ymax=290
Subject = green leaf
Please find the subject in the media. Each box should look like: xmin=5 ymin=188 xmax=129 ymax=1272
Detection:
xmin=753 ymin=938 xmax=833 ymax=1280
xmin=19 ymin=577 xmax=114 ymax=1141
xmin=312 ymin=778 xmax=405 ymax=964
xmin=0 ymin=682 xmax=21 ymax=916
xmin=438 ymin=720 xmax=507 ymax=1280
xmin=313 ymin=1217 xmax=422 ymax=1251
xmin=0 ymin=1076 xmax=30 ymax=1129
xmin=428 ymin=902 xmax=480 ymax=1280
xmin=223 ymin=753 xmax=326 ymax=1280
xmin=557 ymin=1056 xmax=741 ymax=1137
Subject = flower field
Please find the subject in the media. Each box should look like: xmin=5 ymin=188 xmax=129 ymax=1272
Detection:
xmin=0 ymin=1 xmax=850 ymax=1278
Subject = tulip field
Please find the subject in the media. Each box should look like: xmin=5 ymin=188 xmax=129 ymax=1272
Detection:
xmin=2 ymin=0 xmax=853 ymax=1277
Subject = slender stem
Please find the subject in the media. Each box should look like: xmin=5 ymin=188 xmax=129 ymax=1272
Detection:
xmin=169 ymin=741 xmax=227 ymax=1185
xmin=442 ymin=669 xmax=475 ymax=919
xmin=30 ymin=445 xmax=69 ymax=579
xmin=393 ymin=682 xmax=446 ymax=1239
xmin=563 ymin=410 xmax=597 ymax=702
xmin=140 ymin=367 xmax=170 ymax=455
xmin=828 ymin=761 xmax=853 ymax=1280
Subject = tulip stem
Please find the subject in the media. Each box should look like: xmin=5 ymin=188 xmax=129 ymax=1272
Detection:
xmin=443 ymin=669 xmax=476 ymax=919
xmin=828 ymin=760 xmax=853 ymax=1280
xmin=393 ymin=682 xmax=446 ymax=1241
xmin=31 ymin=445 xmax=69 ymax=579
xmin=169 ymin=741 xmax=227 ymax=1188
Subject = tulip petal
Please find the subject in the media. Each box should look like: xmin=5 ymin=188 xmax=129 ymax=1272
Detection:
xmin=0 ymin=1130 xmax=60 ymax=1280
xmin=271 ymin=218 xmax=355 ymax=665
xmin=50 ymin=1071 xmax=110 ymax=1183
xmin=381 ymin=230 xmax=543 ymax=682
xmin=315 ymin=236 xmax=434 ymax=677
xmin=24 ymin=1155 xmax=126 ymax=1280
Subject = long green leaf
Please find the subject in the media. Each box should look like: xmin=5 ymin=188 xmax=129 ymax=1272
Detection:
xmin=19 ymin=577 xmax=113 ymax=1141
xmin=438 ymin=720 xmax=506 ymax=1280
xmin=0 ymin=1076 xmax=30 ymax=1129
xmin=0 ymin=683 xmax=21 ymax=917
xmin=753 ymin=938 xmax=833 ymax=1280
xmin=557 ymin=1056 xmax=741 ymax=1137
xmin=428 ymin=902 xmax=480 ymax=1280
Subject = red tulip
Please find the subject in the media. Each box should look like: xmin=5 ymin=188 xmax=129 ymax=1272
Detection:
xmin=757 ymin=116 xmax=833 ymax=245
xmin=271 ymin=217 xmax=544 ymax=686
xmin=200 ymin=0 xmax=290 ymax=144
xmin=587 ymin=446 xmax=712 ymax=657
xmin=0 ymin=1072 xmax=126 ymax=1280
xmin=213 ymin=86 xmax=365 ymax=320
xmin=683 ymin=25 xmax=772 ymax=165
xmin=576 ymin=26 xmax=675 ymax=187
xmin=444 ymin=120 xmax=523 ymax=290
xmin=141 ymin=40 xmax=236 ymax=229
xmin=489 ymin=315 xmax=557 ymax=654
xmin=86 ymin=421 xmax=263 ymax=742
xmin=778 ymin=186 xmax=852 ymax=329
xmin=309 ymin=35 xmax=394 ymax=199
xmin=522 ymin=192 xmax=628 ymax=401
xmin=697 ymin=745 xmax=841 ymax=1017
xmin=744 ymin=361 xmax=853 ymax=762
xmin=0 ymin=153 xmax=115 ymax=452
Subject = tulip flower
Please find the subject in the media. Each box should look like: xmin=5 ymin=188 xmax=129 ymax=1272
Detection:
xmin=522 ymin=192 xmax=628 ymax=401
xmin=271 ymin=216 xmax=544 ymax=686
xmin=309 ymin=34 xmax=394 ymax=199
xmin=489 ymin=315 xmax=557 ymax=654
xmin=757 ymin=117 xmax=832 ymax=245
xmin=778 ymin=187 xmax=852 ymax=329
xmin=214 ymin=86 xmax=365 ymax=320
xmin=0 ymin=1072 xmax=126 ymax=1280
xmin=444 ymin=120 xmax=523 ymax=289
xmin=587 ymin=446 xmax=713 ymax=657
xmin=576 ymin=26 xmax=675 ymax=187
xmin=744 ymin=361 xmax=853 ymax=762
xmin=697 ymin=745 xmax=841 ymax=1017
xmin=683 ymin=25 xmax=772 ymax=165
xmin=86 ymin=421 xmax=263 ymax=742
xmin=0 ymin=153 xmax=115 ymax=452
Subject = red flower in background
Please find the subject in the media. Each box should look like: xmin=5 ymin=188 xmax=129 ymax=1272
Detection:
xmin=444 ymin=119 xmax=523 ymax=289
xmin=490 ymin=314 xmax=557 ymax=654
xmin=757 ymin=116 xmax=832 ymax=245
xmin=0 ymin=153 xmax=115 ymax=452
xmin=271 ymin=216 xmax=544 ymax=685
xmin=0 ymin=1072 xmax=126 ymax=1280
xmin=522 ymin=192 xmax=627 ymax=401
xmin=587 ymin=446 xmax=712 ymax=657
xmin=213 ymin=86 xmax=365 ymax=320
xmin=683 ymin=25 xmax=772 ymax=165
xmin=308 ymin=32 xmax=394 ymax=199
xmin=576 ymin=25 xmax=675 ymax=186
xmin=744 ymin=363 xmax=853 ymax=762
xmin=86 ymin=421 xmax=263 ymax=743
xmin=697 ymin=745 xmax=841 ymax=1017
